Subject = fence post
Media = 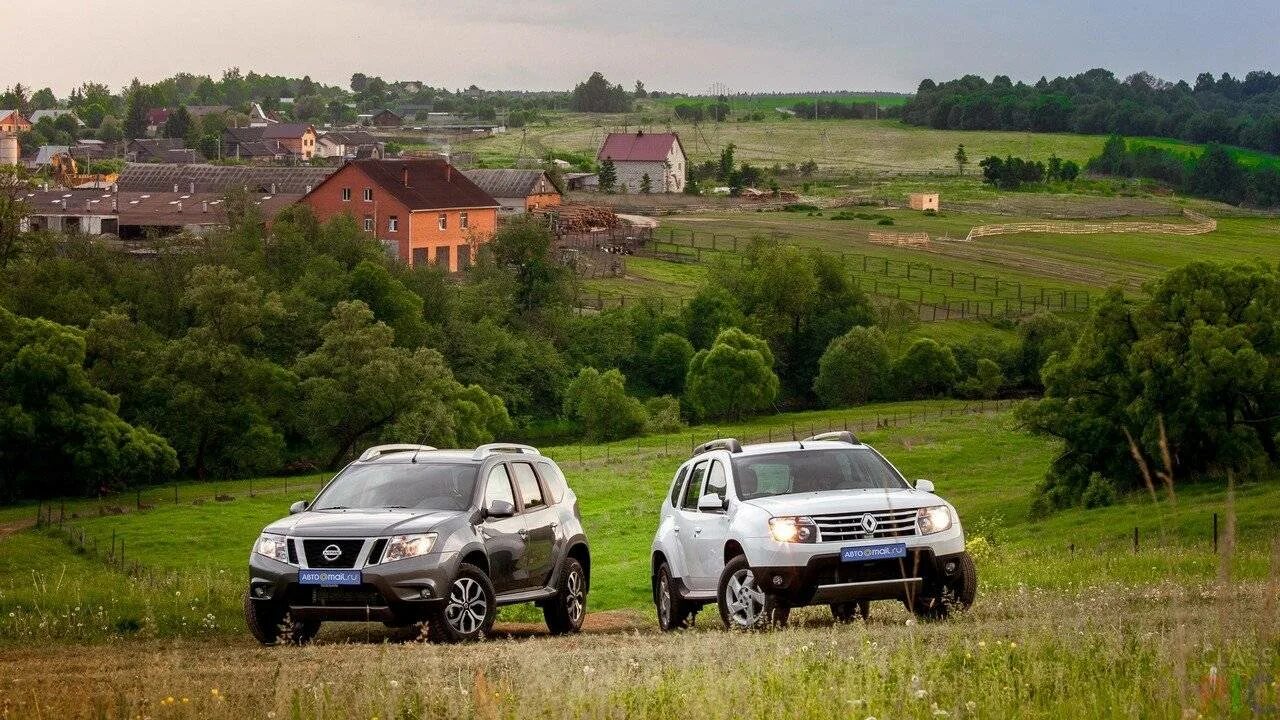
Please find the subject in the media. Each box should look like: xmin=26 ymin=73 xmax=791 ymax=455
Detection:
xmin=1133 ymin=527 xmax=1139 ymax=553
xmin=1213 ymin=513 xmax=1218 ymax=553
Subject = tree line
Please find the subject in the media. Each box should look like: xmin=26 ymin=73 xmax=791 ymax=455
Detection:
xmin=902 ymin=69 xmax=1280 ymax=154
xmin=1086 ymin=136 xmax=1280 ymax=207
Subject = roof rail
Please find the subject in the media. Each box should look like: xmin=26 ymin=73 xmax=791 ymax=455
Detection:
xmin=692 ymin=438 xmax=743 ymax=456
xmin=471 ymin=443 xmax=541 ymax=460
xmin=801 ymin=430 xmax=860 ymax=445
xmin=358 ymin=444 xmax=437 ymax=461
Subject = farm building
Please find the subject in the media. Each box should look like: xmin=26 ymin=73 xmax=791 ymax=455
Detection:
xmin=18 ymin=187 xmax=302 ymax=238
xmin=597 ymin=131 xmax=686 ymax=193
xmin=116 ymin=162 xmax=335 ymax=194
xmin=461 ymin=169 xmax=562 ymax=214
xmin=299 ymin=158 xmax=499 ymax=271
xmin=127 ymin=138 xmax=203 ymax=164
xmin=908 ymin=192 xmax=940 ymax=211
xmin=0 ymin=109 xmax=31 ymax=134
xmin=370 ymin=109 xmax=404 ymax=128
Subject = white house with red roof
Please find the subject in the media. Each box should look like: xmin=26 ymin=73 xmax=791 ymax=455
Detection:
xmin=596 ymin=130 xmax=686 ymax=193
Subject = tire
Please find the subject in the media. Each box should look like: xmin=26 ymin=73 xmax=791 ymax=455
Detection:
xmin=543 ymin=557 xmax=588 ymax=635
xmin=906 ymin=552 xmax=978 ymax=620
xmin=717 ymin=555 xmax=788 ymax=630
xmin=243 ymin=594 xmax=320 ymax=645
xmin=428 ymin=563 xmax=496 ymax=643
xmin=654 ymin=561 xmax=696 ymax=631
xmin=831 ymin=600 xmax=871 ymax=623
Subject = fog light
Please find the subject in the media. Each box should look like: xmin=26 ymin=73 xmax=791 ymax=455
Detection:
xmin=944 ymin=561 xmax=958 ymax=574
xmin=252 ymin=585 xmax=267 ymax=598
xmin=772 ymin=576 xmax=784 ymax=587
xmin=420 ymin=588 xmax=433 ymax=599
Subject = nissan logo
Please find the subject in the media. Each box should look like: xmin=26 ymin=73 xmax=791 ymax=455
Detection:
xmin=322 ymin=544 xmax=342 ymax=562
xmin=860 ymin=513 xmax=878 ymax=534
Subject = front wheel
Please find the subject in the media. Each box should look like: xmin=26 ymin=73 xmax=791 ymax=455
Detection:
xmin=428 ymin=563 xmax=496 ymax=643
xmin=243 ymin=594 xmax=320 ymax=645
xmin=831 ymin=600 xmax=871 ymax=623
xmin=654 ymin=561 xmax=696 ymax=631
xmin=907 ymin=552 xmax=978 ymax=620
xmin=717 ymin=555 xmax=788 ymax=630
xmin=544 ymin=557 xmax=587 ymax=635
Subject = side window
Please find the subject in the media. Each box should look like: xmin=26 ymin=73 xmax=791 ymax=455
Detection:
xmin=536 ymin=461 xmax=567 ymax=504
xmin=706 ymin=461 xmax=728 ymax=503
xmin=668 ymin=466 xmax=689 ymax=507
xmin=511 ymin=462 xmax=545 ymax=510
xmin=484 ymin=464 xmax=515 ymax=510
xmin=680 ymin=461 xmax=708 ymax=510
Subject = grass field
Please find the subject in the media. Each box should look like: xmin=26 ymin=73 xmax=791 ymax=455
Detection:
xmin=1 ymin=404 xmax=1278 ymax=718
xmin=643 ymin=92 xmax=913 ymax=114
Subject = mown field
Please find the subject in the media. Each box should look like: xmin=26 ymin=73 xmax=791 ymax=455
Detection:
xmin=1 ymin=404 xmax=1278 ymax=718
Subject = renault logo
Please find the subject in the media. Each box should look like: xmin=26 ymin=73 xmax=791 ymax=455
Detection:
xmin=322 ymin=544 xmax=342 ymax=561
xmin=860 ymin=513 xmax=878 ymax=534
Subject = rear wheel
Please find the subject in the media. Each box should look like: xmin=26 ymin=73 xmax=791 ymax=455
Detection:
xmin=544 ymin=557 xmax=587 ymax=635
xmin=717 ymin=555 xmax=788 ymax=630
xmin=831 ymin=600 xmax=871 ymax=623
xmin=654 ymin=561 xmax=696 ymax=631
xmin=428 ymin=564 xmax=495 ymax=643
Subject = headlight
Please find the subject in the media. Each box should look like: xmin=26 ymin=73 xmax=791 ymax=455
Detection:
xmin=254 ymin=533 xmax=289 ymax=562
xmin=382 ymin=534 xmax=437 ymax=563
xmin=917 ymin=506 xmax=954 ymax=535
xmin=769 ymin=516 xmax=818 ymax=543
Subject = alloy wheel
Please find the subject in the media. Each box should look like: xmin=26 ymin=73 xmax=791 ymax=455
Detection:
xmin=657 ymin=573 xmax=672 ymax=625
xmin=725 ymin=568 xmax=765 ymax=628
xmin=565 ymin=568 xmax=585 ymax=625
xmin=445 ymin=577 xmax=488 ymax=635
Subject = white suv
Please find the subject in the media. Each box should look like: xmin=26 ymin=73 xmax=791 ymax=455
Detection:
xmin=650 ymin=432 xmax=976 ymax=630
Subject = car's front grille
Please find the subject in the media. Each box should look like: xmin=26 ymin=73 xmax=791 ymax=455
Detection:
xmin=812 ymin=508 xmax=919 ymax=542
xmin=302 ymin=539 xmax=365 ymax=568
xmin=292 ymin=584 xmax=387 ymax=607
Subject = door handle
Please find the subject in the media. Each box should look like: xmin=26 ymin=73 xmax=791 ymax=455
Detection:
xmin=694 ymin=527 xmax=703 ymax=535
xmin=518 ymin=529 xmax=529 ymax=539
xmin=550 ymin=521 xmax=559 ymax=529
xmin=672 ymin=527 xmax=680 ymax=533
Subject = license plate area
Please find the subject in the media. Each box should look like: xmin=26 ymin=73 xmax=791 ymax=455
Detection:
xmin=841 ymin=543 xmax=907 ymax=562
xmin=298 ymin=569 xmax=362 ymax=586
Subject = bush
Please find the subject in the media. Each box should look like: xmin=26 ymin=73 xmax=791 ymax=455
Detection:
xmin=562 ymin=367 xmax=647 ymax=441
xmin=812 ymin=326 xmax=892 ymax=407
xmin=643 ymin=395 xmax=685 ymax=434
xmin=646 ymin=333 xmax=694 ymax=395
xmin=892 ymin=338 xmax=960 ymax=399
xmin=876 ymin=217 xmax=894 ymax=226
xmin=1081 ymin=473 xmax=1118 ymax=508
xmin=685 ymin=328 xmax=779 ymax=420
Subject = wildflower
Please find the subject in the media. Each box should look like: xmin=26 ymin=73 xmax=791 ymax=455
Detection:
xmin=181 ymin=698 xmax=189 ymax=704
xmin=210 ymin=689 xmax=220 ymax=696
xmin=583 ymin=665 xmax=595 ymax=676
xmin=914 ymin=689 xmax=928 ymax=699
xmin=978 ymin=641 xmax=986 ymax=648
xmin=1009 ymin=641 xmax=1017 ymax=649
xmin=389 ymin=680 xmax=400 ymax=689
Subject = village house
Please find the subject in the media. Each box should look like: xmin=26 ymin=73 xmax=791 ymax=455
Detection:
xmin=315 ymin=130 xmax=385 ymax=161
xmin=221 ymin=123 xmax=316 ymax=163
xmin=127 ymin=138 xmax=204 ymax=164
xmin=0 ymin=109 xmax=32 ymax=134
xmin=29 ymin=109 xmax=84 ymax=127
xmin=908 ymin=192 xmax=940 ymax=211
xmin=461 ymin=169 xmax=562 ymax=214
xmin=370 ymin=109 xmax=403 ymax=128
xmin=299 ymin=158 xmax=499 ymax=271
xmin=596 ymin=131 xmax=686 ymax=193
xmin=18 ymin=187 xmax=301 ymax=238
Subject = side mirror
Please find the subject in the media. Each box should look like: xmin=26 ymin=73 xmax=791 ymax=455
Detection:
xmin=914 ymin=479 xmax=936 ymax=494
xmin=289 ymin=500 xmax=309 ymax=515
xmin=485 ymin=499 xmax=516 ymax=519
xmin=697 ymin=493 xmax=726 ymax=512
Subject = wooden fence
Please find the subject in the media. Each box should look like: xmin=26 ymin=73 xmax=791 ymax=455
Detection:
xmin=964 ymin=209 xmax=1216 ymax=241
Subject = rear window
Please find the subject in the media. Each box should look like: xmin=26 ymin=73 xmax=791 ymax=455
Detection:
xmin=537 ymin=461 xmax=567 ymax=504
xmin=668 ymin=466 xmax=689 ymax=507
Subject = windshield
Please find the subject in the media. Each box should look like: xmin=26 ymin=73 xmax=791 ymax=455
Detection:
xmin=732 ymin=448 xmax=909 ymax=499
xmin=312 ymin=462 xmax=479 ymax=511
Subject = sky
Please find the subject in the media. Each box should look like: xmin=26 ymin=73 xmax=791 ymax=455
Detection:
xmin=6 ymin=0 xmax=1280 ymax=96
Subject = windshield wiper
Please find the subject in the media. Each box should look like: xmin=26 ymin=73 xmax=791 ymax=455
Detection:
xmin=382 ymin=505 xmax=409 ymax=509
xmin=316 ymin=505 xmax=348 ymax=510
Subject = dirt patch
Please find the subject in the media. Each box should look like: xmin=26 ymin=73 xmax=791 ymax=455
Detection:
xmin=489 ymin=609 xmax=650 ymax=639
xmin=0 ymin=519 xmax=33 ymax=539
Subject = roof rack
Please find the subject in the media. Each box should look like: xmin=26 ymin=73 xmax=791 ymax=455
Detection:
xmin=471 ymin=443 xmax=541 ymax=460
xmin=801 ymin=431 xmax=860 ymax=445
xmin=358 ymin=444 xmax=437 ymax=461
xmin=692 ymin=438 xmax=743 ymax=456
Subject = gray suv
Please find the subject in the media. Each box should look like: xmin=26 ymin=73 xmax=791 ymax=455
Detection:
xmin=245 ymin=443 xmax=590 ymax=644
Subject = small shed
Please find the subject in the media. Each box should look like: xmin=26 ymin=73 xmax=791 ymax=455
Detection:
xmin=908 ymin=192 xmax=939 ymax=211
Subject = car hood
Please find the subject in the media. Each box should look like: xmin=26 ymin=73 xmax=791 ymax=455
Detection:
xmin=263 ymin=509 xmax=466 ymax=537
xmin=742 ymin=488 xmax=942 ymax=516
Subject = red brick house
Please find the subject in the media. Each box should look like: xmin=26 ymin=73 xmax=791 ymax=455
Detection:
xmin=0 ymin=109 xmax=32 ymax=134
xmin=299 ymin=159 xmax=499 ymax=271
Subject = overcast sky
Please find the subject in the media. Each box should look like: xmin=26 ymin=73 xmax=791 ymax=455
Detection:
xmin=7 ymin=0 xmax=1279 ymax=96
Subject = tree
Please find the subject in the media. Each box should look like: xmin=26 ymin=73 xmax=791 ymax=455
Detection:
xmin=122 ymin=78 xmax=151 ymax=139
xmin=481 ymin=214 xmax=572 ymax=316
xmin=682 ymin=285 xmax=747 ymax=349
xmin=640 ymin=173 xmax=652 ymax=194
xmin=0 ymin=307 xmax=178 ymax=501
xmin=30 ymin=88 xmax=57 ymax=111
xmin=893 ymin=338 xmax=960 ymax=398
xmin=954 ymin=144 xmax=969 ymax=175
xmin=813 ymin=326 xmax=892 ymax=407
xmin=163 ymin=106 xmax=191 ymax=140
xmin=685 ymin=328 xmax=779 ymax=420
xmin=1020 ymin=262 xmax=1280 ymax=510
xmin=647 ymin=332 xmax=694 ymax=395
xmin=0 ymin=166 xmax=33 ymax=270
xmin=598 ymin=158 xmax=617 ymax=193
xmin=956 ymin=358 xmax=1004 ymax=398
xmin=717 ymin=143 xmax=736 ymax=181
xmin=569 ymin=72 xmax=632 ymax=113
xmin=562 ymin=367 xmax=647 ymax=441
xmin=634 ymin=80 xmax=648 ymax=99
xmin=348 ymin=260 xmax=429 ymax=348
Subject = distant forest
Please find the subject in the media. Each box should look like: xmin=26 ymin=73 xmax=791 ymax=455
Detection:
xmin=901 ymin=69 xmax=1280 ymax=154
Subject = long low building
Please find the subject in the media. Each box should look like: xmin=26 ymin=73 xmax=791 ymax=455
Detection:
xmin=20 ymin=188 xmax=302 ymax=238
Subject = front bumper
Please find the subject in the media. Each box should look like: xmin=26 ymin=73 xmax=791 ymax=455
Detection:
xmin=745 ymin=526 xmax=968 ymax=605
xmin=247 ymin=551 xmax=457 ymax=623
